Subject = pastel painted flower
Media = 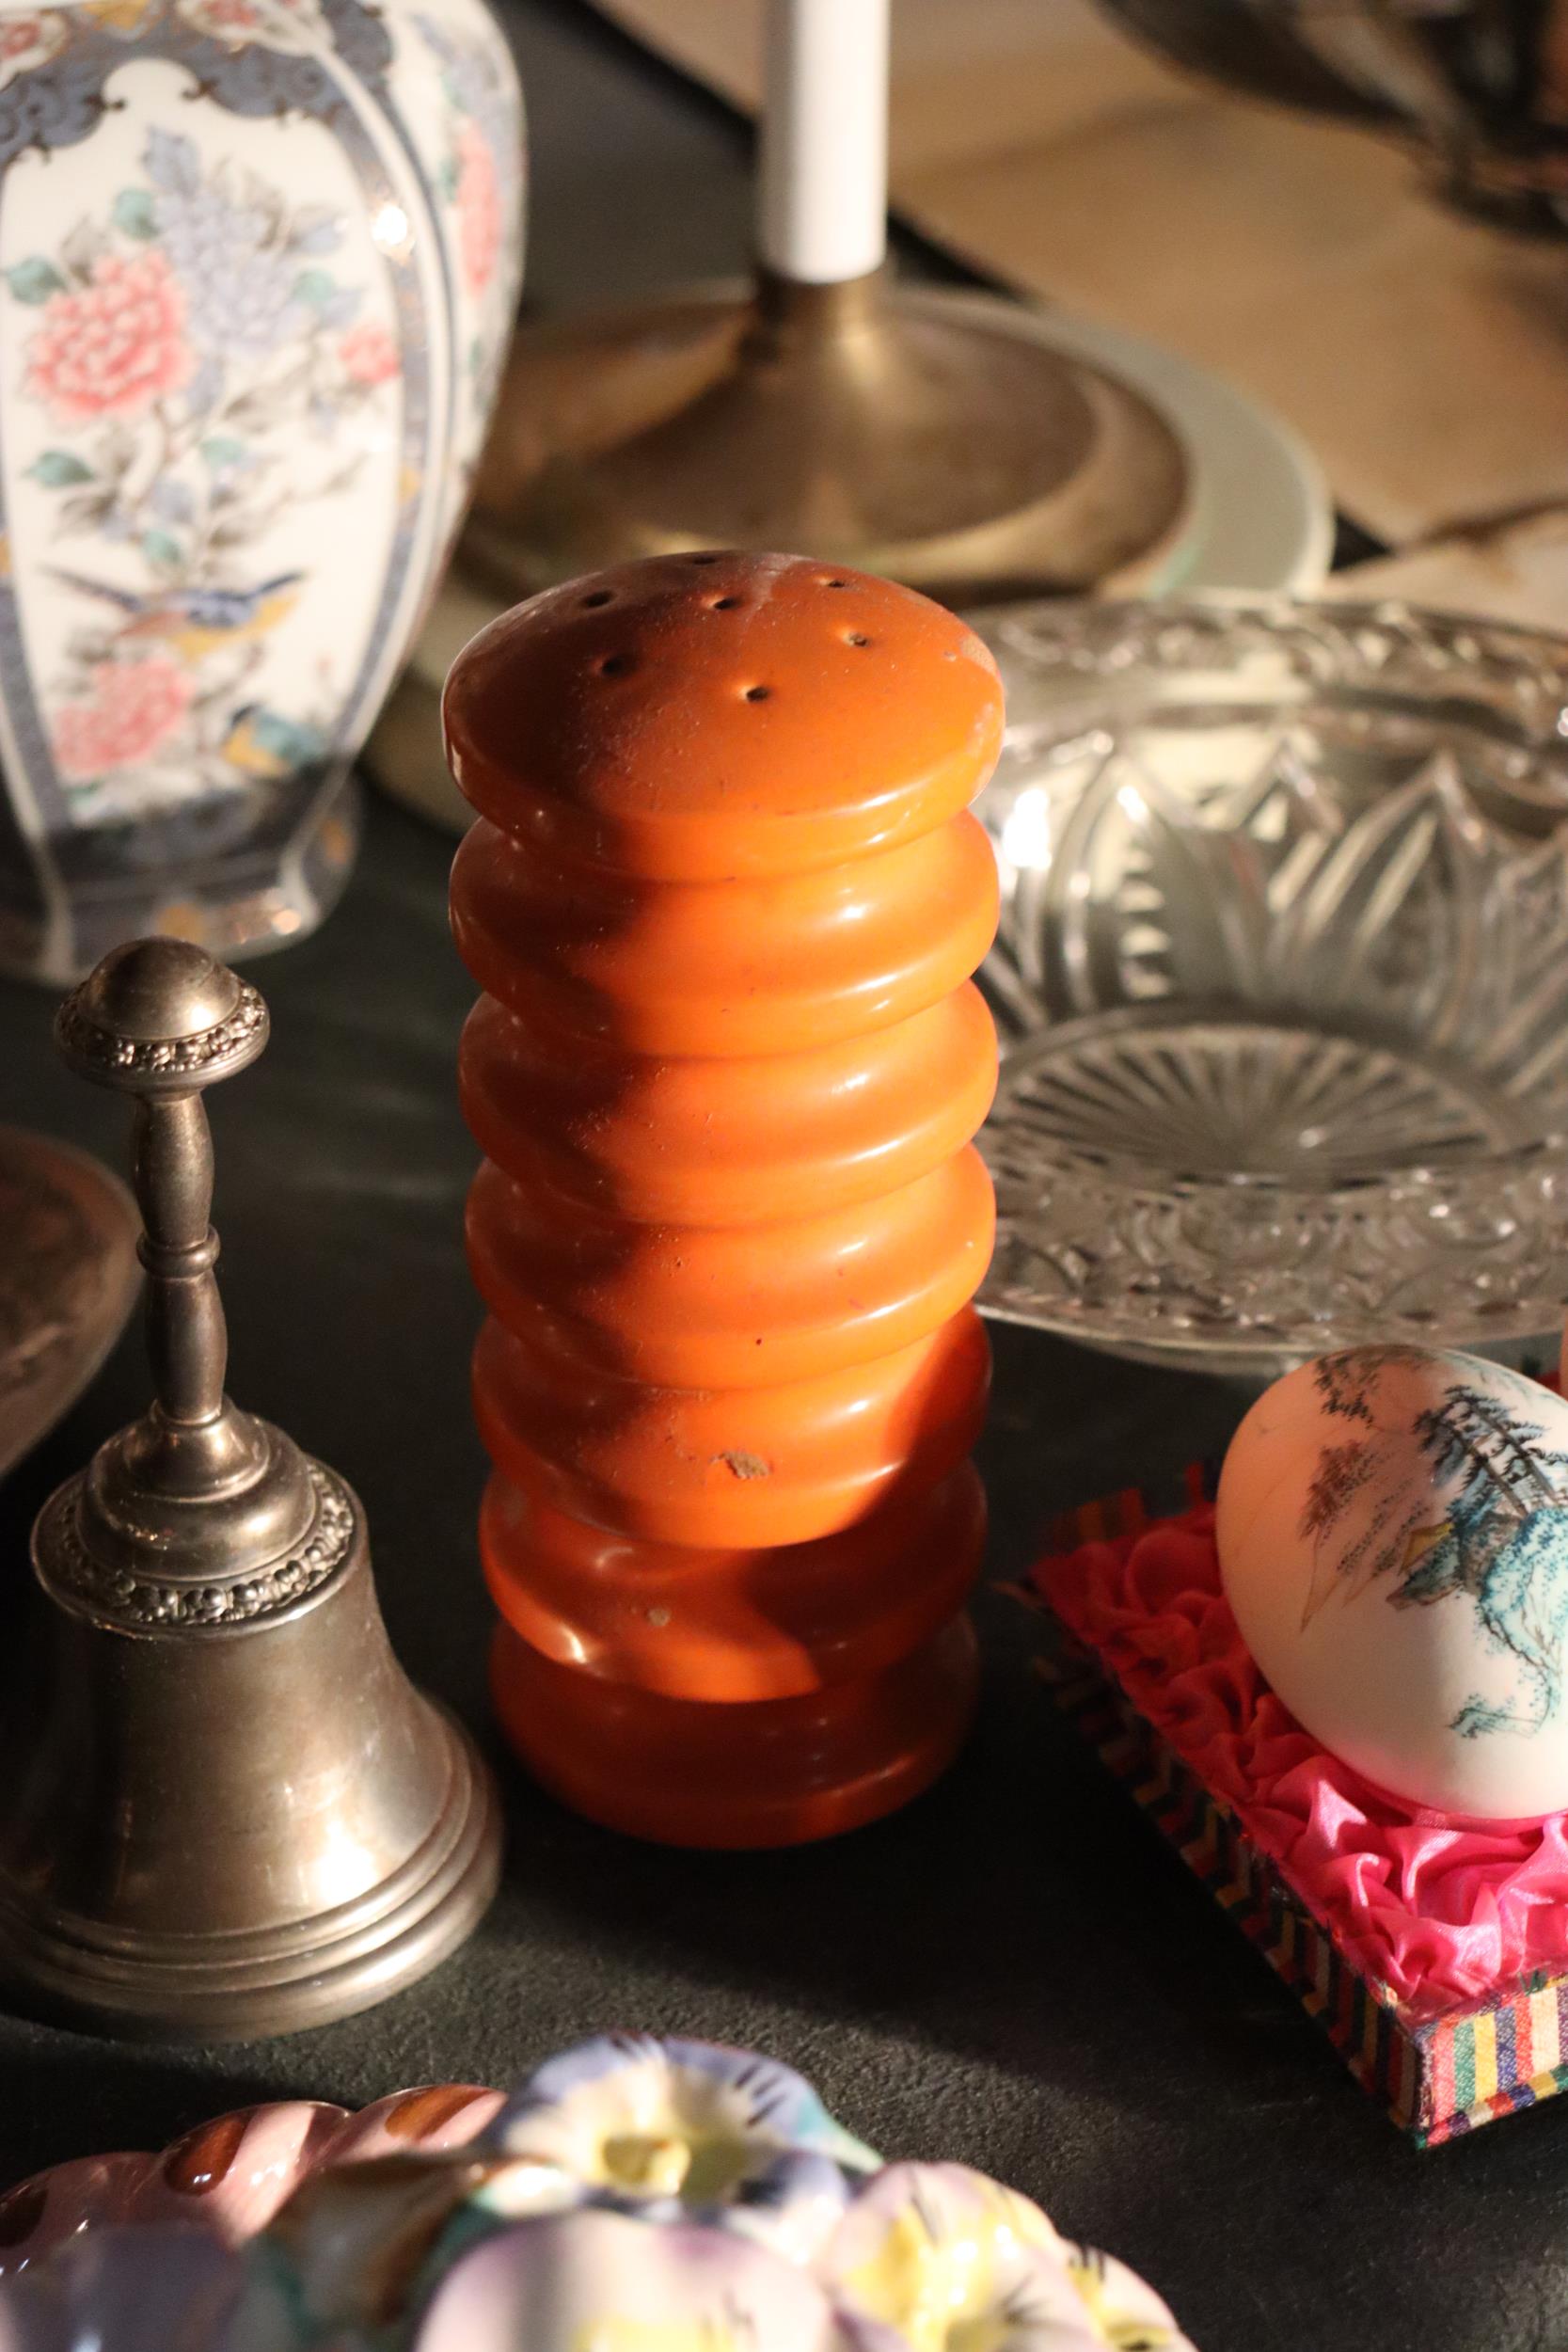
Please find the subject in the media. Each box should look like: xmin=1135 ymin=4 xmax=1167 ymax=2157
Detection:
xmin=822 ymin=2163 xmax=1072 ymax=2352
xmin=221 ymin=2147 xmax=578 ymax=2351
xmin=188 ymin=0 xmax=266 ymax=31
xmin=415 ymin=12 xmax=487 ymax=116
xmin=24 ymin=251 xmax=191 ymax=427
xmin=821 ymin=2166 xmax=1196 ymax=2352
xmin=1065 ymin=2243 xmax=1197 ymax=2352
xmin=0 ymin=12 xmax=69 ymax=87
xmin=454 ymin=118 xmax=500 ymax=296
xmin=339 ymin=321 xmax=399 ymax=388
xmin=174 ymin=0 xmax=323 ymax=46
xmin=483 ymin=2037 xmax=879 ymax=2265
xmin=412 ymin=2209 xmax=853 ymax=2352
xmin=2 ymin=14 xmax=56 ymax=58
xmin=0 ymin=2224 xmax=240 ymax=2352
xmin=154 ymin=189 xmax=301 ymax=361
xmin=54 ymin=655 xmax=193 ymax=780
xmin=81 ymin=0 xmax=163 ymax=31
xmin=146 ymin=133 xmax=307 ymax=363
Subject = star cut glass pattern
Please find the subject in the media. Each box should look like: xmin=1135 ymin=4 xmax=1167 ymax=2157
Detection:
xmin=973 ymin=600 xmax=1568 ymax=1373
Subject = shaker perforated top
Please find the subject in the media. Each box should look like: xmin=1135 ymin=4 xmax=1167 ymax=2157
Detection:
xmin=440 ymin=551 xmax=1004 ymax=881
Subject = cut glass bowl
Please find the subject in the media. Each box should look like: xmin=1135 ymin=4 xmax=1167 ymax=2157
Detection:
xmin=973 ymin=598 xmax=1568 ymax=1375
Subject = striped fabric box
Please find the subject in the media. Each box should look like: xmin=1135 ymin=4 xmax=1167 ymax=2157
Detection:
xmin=1034 ymin=1470 xmax=1568 ymax=2147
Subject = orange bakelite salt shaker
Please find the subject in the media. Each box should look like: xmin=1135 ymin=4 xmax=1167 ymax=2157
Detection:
xmin=444 ymin=551 xmax=1003 ymax=1848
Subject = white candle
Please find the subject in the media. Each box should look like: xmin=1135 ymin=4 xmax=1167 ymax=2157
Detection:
xmin=759 ymin=0 xmax=890 ymax=285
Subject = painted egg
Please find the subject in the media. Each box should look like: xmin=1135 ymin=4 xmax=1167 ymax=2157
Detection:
xmin=1216 ymin=1345 xmax=1568 ymax=1821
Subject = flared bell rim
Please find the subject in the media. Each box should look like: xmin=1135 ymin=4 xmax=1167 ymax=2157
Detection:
xmin=0 ymin=1698 xmax=502 ymax=2041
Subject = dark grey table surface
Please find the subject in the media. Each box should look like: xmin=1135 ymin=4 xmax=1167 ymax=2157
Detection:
xmin=0 ymin=6 xmax=1554 ymax=2349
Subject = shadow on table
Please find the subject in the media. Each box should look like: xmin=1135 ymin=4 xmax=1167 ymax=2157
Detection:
xmin=0 ymin=1323 xmax=1284 ymax=2165
xmin=6 ymin=1325 xmax=1567 ymax=2352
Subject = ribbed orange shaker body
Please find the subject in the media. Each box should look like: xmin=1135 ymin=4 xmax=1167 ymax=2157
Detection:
xmin=444 ymin=551 xmax=1003 ymax=1848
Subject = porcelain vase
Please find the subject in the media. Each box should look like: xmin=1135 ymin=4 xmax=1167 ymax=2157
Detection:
xmin=0 ymin=0 xmax=524 ymax=982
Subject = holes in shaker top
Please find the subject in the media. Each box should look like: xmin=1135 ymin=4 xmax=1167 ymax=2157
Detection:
xmin=743 ymin=685 xmax=770 ymax=702
xmin=580 ymin=590 xmax=614 ymax=608
xmin=598 ymin=653 xmax=635 ymax=676
xmin=711 ymin=596 xmax=742 ymax=611
xmin=820 ymin=577 xmax=848 ymax=588
xmin=689 ymin=553 xmax=721 ymax=565
xmin=846 ymin=632 xmax=871 ymax=647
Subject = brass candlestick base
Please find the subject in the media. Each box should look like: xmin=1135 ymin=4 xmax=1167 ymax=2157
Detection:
xmin=0 ymin=940 xmax=501 ymax=2042
xmin=461 ymin=271 xmax=1190 ymax=606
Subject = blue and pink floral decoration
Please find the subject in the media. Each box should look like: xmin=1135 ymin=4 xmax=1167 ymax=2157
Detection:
xmin=0 ymin=0 xmax=523 ymax=978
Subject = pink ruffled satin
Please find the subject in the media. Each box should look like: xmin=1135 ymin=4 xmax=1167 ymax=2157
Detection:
xmin=1037 ymin=1507 xmax=1568 ymax=2021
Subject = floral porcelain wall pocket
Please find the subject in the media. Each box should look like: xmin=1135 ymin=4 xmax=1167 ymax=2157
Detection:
xmin=0 ymin=0 xmax=523 ymax=983
xmin=0 ymin=2038 xmax=1200 ymax=2351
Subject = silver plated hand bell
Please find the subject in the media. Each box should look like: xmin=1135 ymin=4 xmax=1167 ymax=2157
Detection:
xmin=0 ymin=938 xmax=501 ymax=2039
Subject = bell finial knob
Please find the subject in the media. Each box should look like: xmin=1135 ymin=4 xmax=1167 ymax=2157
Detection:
xmin=57 ymin=936 xmax=269 ymax=1089
xmin=55 ymin=939 xmax=267 ymax=1480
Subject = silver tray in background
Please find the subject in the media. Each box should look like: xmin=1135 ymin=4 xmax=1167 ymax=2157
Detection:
xmin=0 ymin=1128 xmax=139 ymax=1478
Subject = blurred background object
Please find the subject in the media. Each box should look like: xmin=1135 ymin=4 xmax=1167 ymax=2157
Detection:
xmin=1099 ymin=0 xmax=1568 ymax=236
xmin=0 ymin=1128 xmax=137 ymax=1482
xmin=1085 ymin=0 xmax=1396 ymax=118
xmin=370 ymin=0 xmax=1333 ymax=829
xmin=594 ymin=0 xmax=1568 ymax=624
xmin=462 ymin=0 xmax=1191 ymax=605
xmin=0 ymin=0 xmax=524 ymax=983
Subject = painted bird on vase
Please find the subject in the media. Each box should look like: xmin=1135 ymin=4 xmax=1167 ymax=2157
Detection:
xmin=49 ymin=567 xmax=306 ymax=663
xmin=219 ymin=704 xmax=329 ymax=779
